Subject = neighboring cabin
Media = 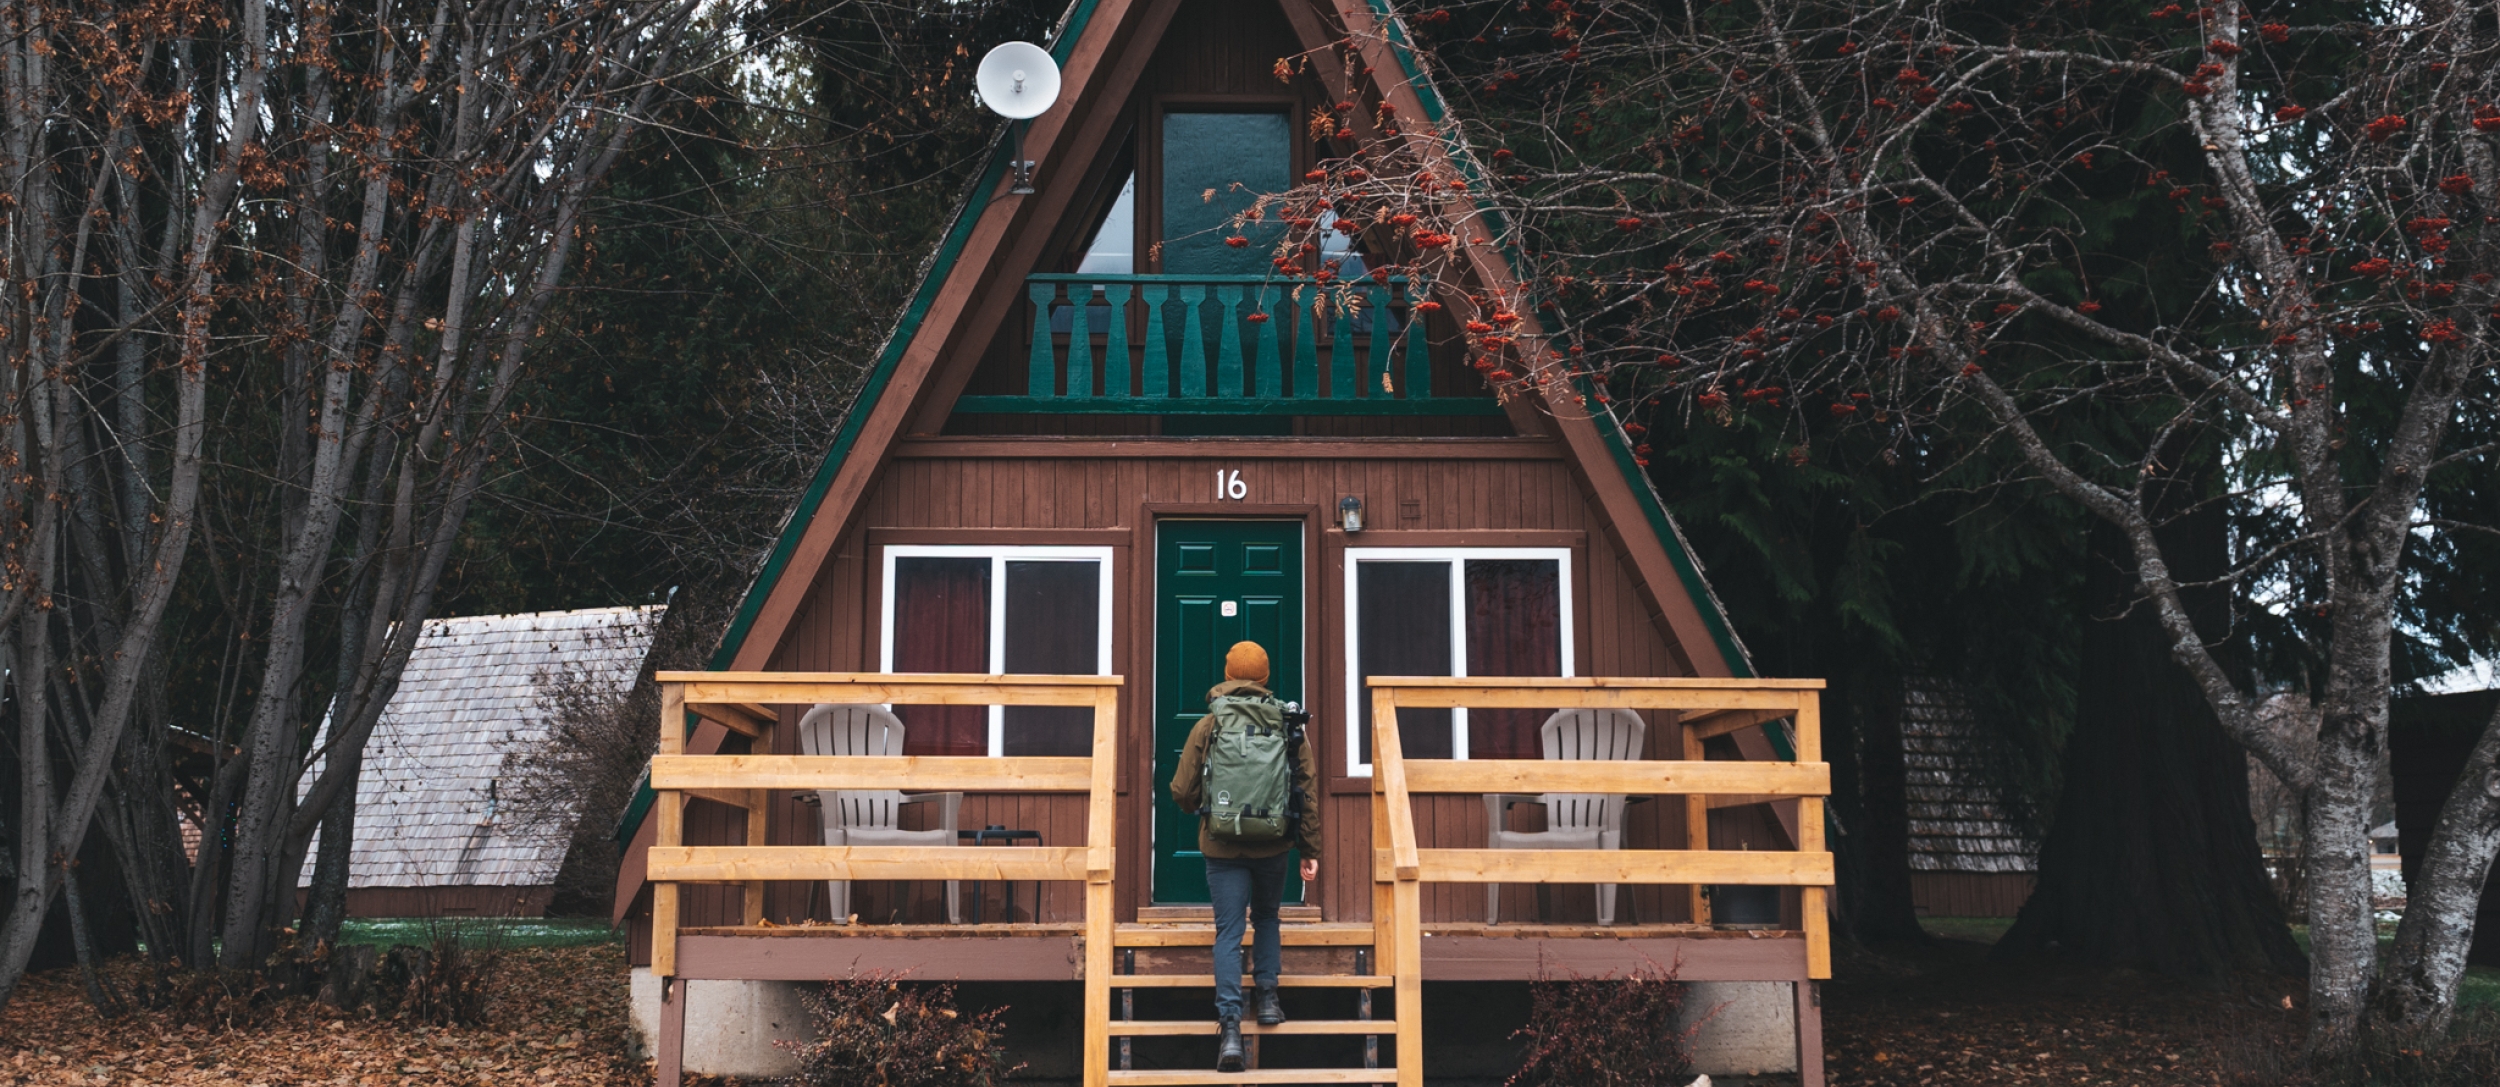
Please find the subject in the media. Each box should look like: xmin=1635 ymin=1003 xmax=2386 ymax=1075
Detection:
xmin=1898 ymin=677 xmax=2040 ymax=918
xmin=301 ymin=606 xmax=660 ymax=918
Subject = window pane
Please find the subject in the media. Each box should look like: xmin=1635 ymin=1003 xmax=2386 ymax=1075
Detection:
xmin=1076 ymin=173 xmax=1136 ymax=274
xmin=1465 ymin=559 xmax=1564 ymax=759
xmin=891 ymin=557 xmax=990 ymax=756
xmin=1002 ymin=560 xmax=1100 ymax=757
xmin=1356 ymin=561 xmax=1453 ymax=763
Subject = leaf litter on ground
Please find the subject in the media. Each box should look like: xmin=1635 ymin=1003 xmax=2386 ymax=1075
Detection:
xmin=0 ymin=944 xmax=645 ymax=1086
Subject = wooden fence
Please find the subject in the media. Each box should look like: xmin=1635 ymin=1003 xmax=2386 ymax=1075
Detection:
xmin=1367 ymin=676 xmax=1834 ymax=1087
xmin=643 ymin=672 xmax=1123 ymax=1087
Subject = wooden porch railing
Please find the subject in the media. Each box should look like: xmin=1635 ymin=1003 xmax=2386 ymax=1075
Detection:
xmin=1367 ymin=676 xmax=1834 ymax=1087
xmin=950 ymin=273 xmax=1502 ymax=416
xmin=644 ymin=671 xmax=1123 ymax=1087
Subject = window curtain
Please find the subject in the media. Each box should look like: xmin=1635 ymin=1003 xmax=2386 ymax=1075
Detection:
xmin=891 ymin=557 xmax=990 ymax=756
xmin=1464 ymin=559 xmax=1562 ymax=760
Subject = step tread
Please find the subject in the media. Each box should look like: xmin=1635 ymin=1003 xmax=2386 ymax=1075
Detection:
xmin=1110 ymin=974 xmax=1391 ymax=988
xmin=1137 ymin=905 xmax=1324 ymax=923
xmin=1106 ymin=1071 xmax=1396 ymax=1085
xmin=1106 ymin=1019 xmax=1395 ymax=1036
xmin=1114 ymin=922 xmax=1378 ymax=948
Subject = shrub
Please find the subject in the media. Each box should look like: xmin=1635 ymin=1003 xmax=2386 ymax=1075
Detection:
xmin=1508 ymin=958 xmax=1705 ymax=1087
xmin=785 ymin=974 xmax=1022 ymax=1087
xmin=139 ymin=965 xmax=282 ymax=1030
xmin=367 ymin=930 xmax=500 ymax=1026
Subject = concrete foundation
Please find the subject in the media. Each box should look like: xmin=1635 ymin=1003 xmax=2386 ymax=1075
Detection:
xmin=625 ymin=974 xmax=1801 ymax=1083
xmin=1679 ymin=982 xmax=1800 ymax=1076
xmin=627 ymin=969 xmax=810 ymax=1079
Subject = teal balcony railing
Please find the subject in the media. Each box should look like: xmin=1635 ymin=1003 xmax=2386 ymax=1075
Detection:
xmin=951 ymin=274 xmax=1501 ymax=416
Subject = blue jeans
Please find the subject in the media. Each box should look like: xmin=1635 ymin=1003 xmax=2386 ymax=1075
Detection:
xmin=1206 ymin=852 xmax=1292 ymax=1021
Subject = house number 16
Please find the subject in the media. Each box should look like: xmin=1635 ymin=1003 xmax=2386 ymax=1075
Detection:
xmin=1215 ymin=469 xmax=1247 ymax=501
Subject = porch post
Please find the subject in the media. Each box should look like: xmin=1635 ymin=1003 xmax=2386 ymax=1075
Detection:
xmin=1796 ymin=979 xmax=1825 ymax=1087
xmin=657 ymin=976 xmax=687 ymax=1087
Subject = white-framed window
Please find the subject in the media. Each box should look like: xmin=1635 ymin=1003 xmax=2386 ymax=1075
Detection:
xmin=879 ymin=545 xmax=1115 ymax=757
xmin=1342 ymin=548 xmax=1575 ymax=776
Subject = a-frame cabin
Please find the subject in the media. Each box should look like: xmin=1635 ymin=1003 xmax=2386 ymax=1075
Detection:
xmin=615 ymin=2 xmax=1833 ymax=1083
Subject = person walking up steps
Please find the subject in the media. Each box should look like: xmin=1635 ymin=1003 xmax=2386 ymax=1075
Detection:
xmin=1169 ymin=640 xmax=1321 ymax=1073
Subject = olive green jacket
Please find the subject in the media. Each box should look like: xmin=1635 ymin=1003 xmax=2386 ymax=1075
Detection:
xmin=1169 ymin=679 xmax=1324 ymax=861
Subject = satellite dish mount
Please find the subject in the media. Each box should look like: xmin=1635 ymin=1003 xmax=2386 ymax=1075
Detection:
xmin=976 ymin=42 xmax=1061 ymax=195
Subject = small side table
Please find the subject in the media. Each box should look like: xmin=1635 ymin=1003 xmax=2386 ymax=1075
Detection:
xmin=959 ymin=826 xmax=1042 ymax=923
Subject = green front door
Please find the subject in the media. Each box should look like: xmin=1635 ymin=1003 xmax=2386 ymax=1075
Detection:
xmin=1153 ymin=520 xmax=1305 ymax=904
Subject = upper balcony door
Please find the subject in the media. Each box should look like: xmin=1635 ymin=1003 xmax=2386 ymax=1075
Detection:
xmin=1155 ymin=111 xmax=1290 ymax=276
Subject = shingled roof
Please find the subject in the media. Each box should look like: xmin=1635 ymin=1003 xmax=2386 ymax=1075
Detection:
xmin=1900 ymin=675 xmax=2039 ymax=875
xmin=302 ymin=605 xmax=660 ymax=891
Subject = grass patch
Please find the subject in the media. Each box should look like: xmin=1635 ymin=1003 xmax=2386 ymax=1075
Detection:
xmin=337 ymin=917 xmax=618 ymax=949
xmin=2461 ymin=967 xmax=2500 ymax=1012
xmin=1919 ymin=916 xmax=2016 ymax=945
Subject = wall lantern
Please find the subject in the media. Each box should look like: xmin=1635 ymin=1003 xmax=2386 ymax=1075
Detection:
xmin=1339 ymin=495 xmax=1365 ymax=533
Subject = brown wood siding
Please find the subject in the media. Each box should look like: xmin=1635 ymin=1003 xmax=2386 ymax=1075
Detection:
xmin=646 ymin=445 xmax=1709 ymax=932
xmin=1909 ymin=871 xmax=2038 ymax=918
xmin=337 ymin=885 xmax=555 ymax=919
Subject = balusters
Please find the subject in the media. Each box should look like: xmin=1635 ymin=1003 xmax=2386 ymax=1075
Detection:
xmin=1214 ymin=283 xmax=1246 ymax=398
xmin=1141 ymin=282 xmax=1172 ymax=398
xmin=1292 ymin=289 xmax=1320 ymax=400
xmin=1178 ymin=282 xmax=1208 ymax=397
xmin=1328 ymin=287 xmax=1361 ymax=400
xmin=1251 ymin=286 xmax=1284 ymax=399
xmin=1102 ymin=283 xmax=1132 ymax=398
xmin=1369 ymin=286 xmax=1395 ymax=399
xmin=1404 ymin=287 xmax=1435 ymax=400
xmin=1004 ymin=274 xmax=1479 ymax=411
xmin=1065 ymin=283 xmax=1094 ymax=398
xmin=1028 ymin=280 xmax=1059 ymax=398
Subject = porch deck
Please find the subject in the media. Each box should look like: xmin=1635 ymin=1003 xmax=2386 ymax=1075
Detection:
xmin=642 ymin=671 xmax=1830 ymax=1087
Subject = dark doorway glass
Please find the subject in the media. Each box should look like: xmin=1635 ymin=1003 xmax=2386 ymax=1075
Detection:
xmin=1002 ymin=560 xmax=1101 ymax=756
xmin=1355 ymin=560 xmax=1454 ymax=762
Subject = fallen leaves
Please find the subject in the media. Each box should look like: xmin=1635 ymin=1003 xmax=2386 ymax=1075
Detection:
xmin=0 ymin=945 xmax=644 ymax=1086
xmin=1826 ymin=938 xmax=2304 ymax=1087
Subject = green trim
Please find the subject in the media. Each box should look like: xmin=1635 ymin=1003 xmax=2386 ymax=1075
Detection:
xmin=953 ymin=396 xmax=1502 ymax=416
xmin=1362 ymin=0 xmax=1754 ymax=681
xmin=617 ymin=0 xmax=1107 ymax=849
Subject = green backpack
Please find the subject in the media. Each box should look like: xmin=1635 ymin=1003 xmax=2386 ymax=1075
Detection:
xmin=1200 ymin=695 xmax=1299 ymax=843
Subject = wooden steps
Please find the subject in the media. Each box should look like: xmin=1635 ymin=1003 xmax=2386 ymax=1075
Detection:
xmin=1105 ymin=1019 xmax=1394 ymax=1036
xmin=1109 ymin=973 xmax=1390 ymax=988
xmin=1107 ymin=1071 xmax=1398 ymax=1085
xmin=1114 ymin=922 xmax=1377 ymax=947
xmin=1136 ymin=904 xmax=1323 ymax=923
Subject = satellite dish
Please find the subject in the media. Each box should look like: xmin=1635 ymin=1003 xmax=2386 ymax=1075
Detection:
xmin=976 ymin=42 xmax=1060 ymax=120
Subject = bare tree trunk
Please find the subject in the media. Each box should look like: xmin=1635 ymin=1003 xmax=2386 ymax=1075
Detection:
xmin=2373 ymin=700 xmax=2500 ymax=1035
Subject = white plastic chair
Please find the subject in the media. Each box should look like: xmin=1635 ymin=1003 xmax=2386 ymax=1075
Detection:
xmin=1484 ymin=707 xmax=1647 ymax=925
xmin=798 ymin=704 xmax=963 ymax=924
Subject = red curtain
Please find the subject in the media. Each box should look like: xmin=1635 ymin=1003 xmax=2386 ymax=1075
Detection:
xmin=892 ymin=557 xmax=990 ymax=756
xmin=1465 ymin=559 xmax=1562 ymax=759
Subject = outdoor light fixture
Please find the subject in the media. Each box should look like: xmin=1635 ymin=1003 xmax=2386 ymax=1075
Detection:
xmin=1339 ymin=495 xmax=1364 ymax=533
xmin=975 ymin=42 xmax=1061 ymax=194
